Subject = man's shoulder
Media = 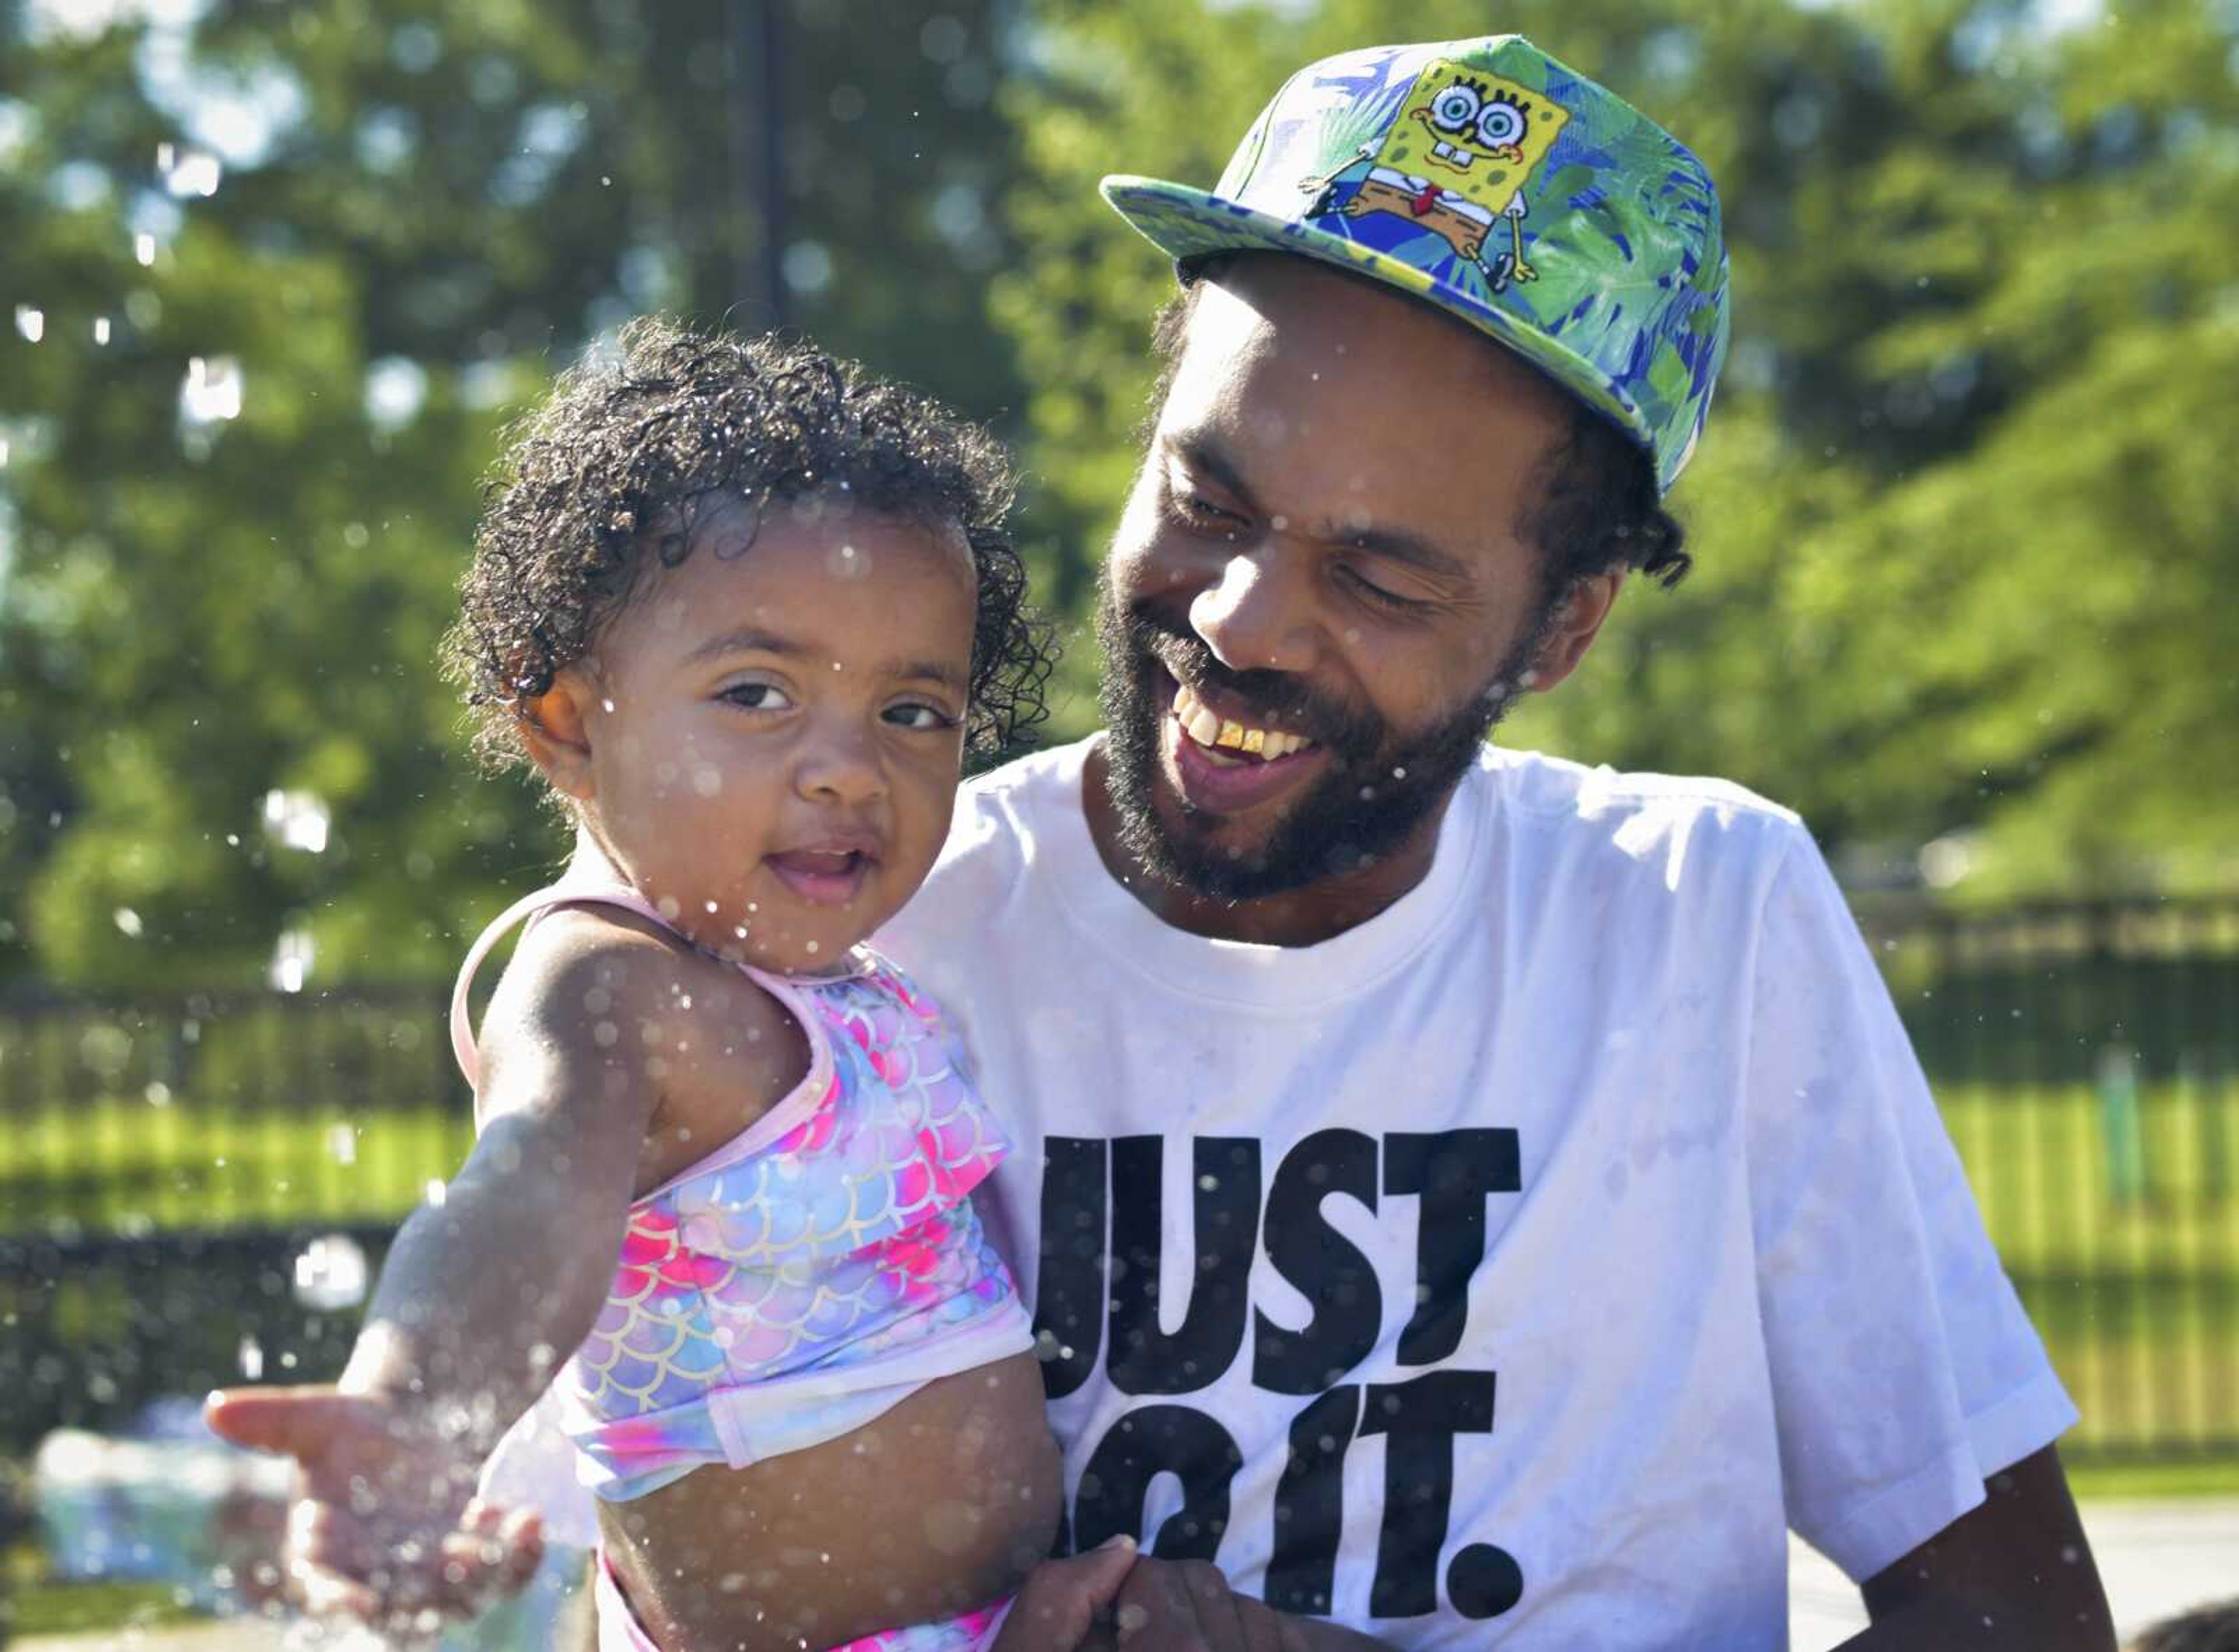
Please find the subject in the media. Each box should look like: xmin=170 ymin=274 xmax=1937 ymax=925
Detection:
xmin=1473 ymin=746 xmax=1808 ymax=878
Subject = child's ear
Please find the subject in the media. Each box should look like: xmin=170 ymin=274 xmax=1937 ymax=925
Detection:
xmin=516 ymin=667 xmax=600 ymax=802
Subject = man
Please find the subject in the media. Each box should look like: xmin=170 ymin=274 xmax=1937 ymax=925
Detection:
xmin=879 ymin=33 xmax=2114 ymax=1652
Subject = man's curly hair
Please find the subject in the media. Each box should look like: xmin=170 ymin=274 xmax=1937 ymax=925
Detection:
xmin=444 ymin=317 xmax=1054 ymax=774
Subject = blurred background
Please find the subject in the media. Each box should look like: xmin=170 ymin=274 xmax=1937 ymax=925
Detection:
xmin=1 ymin=0 xmax=2236 ymax=1642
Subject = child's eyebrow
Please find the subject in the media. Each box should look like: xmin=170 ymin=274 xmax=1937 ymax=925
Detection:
xmin=684 ymin=629 xmax=966 ymax=691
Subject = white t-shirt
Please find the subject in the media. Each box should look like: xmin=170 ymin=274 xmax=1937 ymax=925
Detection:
xmin=874 ymin=736 xmax=2075 ymax=1650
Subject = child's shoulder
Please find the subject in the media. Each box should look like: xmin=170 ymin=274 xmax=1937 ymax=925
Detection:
xmin=479 ymin=903 xmax=801 ymax=1113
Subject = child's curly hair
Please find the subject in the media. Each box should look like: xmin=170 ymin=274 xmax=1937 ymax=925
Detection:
xmin=444 ymin=317 xmax=1054 ymax=773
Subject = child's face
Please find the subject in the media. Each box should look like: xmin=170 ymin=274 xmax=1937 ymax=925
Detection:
xmin=532 ymin=497 xmax=978 ymax=972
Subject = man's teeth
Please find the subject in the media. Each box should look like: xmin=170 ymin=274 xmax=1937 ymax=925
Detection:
xmin=1172 ymin=683 xmax=1314 ymax=760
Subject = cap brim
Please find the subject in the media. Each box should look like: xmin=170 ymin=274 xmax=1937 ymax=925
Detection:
xmin=1101 ymin=174 xmax=1652 ymax=465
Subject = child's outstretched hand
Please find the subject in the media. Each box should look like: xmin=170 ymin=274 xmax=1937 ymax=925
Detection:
xmin=205 ymin=1386 xmax=544 ymax=1630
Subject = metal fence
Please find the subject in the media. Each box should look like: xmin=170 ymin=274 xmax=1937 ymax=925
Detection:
xmin=3 ymin=902 xmax=2237 ymax=1460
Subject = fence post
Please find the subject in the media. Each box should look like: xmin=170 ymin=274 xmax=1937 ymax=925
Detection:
xmin=2096 ymin=1043 xmax=2147 ymax=1206
xmin=2191 ymin=1050 xmax=2230 ymax=1207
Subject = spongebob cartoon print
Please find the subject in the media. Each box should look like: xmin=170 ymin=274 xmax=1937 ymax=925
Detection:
xmin=1303 ymin=62 xmax=1570 ymax=295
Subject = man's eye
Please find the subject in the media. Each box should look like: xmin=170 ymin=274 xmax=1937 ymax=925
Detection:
xmin=720 ymin=682 xmax=792 ymax=711
xmin=884 ymin=702 xmax=959 ymax=732
xmin=1338 ymin=565 xmax=1425 ymax=612
xmin=1174 ymin=487 xmax=1245 ymax=533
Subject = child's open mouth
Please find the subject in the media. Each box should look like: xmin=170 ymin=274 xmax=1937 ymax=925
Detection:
xmin=766 ymin=846 xmax=875 ymax=907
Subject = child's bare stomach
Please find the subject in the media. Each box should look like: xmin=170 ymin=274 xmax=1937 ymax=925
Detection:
xmin=598 ymin=1352 xmax=1061 ymax=1650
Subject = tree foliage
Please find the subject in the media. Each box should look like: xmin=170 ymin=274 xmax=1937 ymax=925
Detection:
xmin=3 ymin=0 xmax=2234 ymax=996
xmin=0 ymin=0 xmax=1024 ymax=987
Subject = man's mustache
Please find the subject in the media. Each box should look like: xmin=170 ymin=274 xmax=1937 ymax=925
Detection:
xmin=1120 ymin=606 xmax=1383 ymax=763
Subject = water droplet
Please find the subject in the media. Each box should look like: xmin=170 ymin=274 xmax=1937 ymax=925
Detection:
xmin=292 ymin=1233 xmax=370 ymax=1310
xmin=261 ymin=788 xmax=329 ymax=852
xmin=13 ymin=305 xmax=43 ymax=343
xmin=327 ymin=1123 xmax=357 ymax=1164
xmin=113 ymin=906 xmax=143 ymax=937
xmin=92 ymin=316 xmax=110 ymax=345
xmin=180 ymin=356 xmax=245 ymax=427
xmin=134 ymin=233 xmax=156 ymax=265
xmin=162 ymin=147 xmax=222 ymax=198
xmin=269 ymin=929 xmax=315 ymax=993
xmin=237 ymin=1337 xmax=264 ymax=1379
xmin=424 ymin=1179 xmax=448 ymax=1207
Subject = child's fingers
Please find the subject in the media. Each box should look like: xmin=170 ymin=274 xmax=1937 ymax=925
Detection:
xmin=493 ymin=1506 xmax=545 ymax=1593
xmin=288 ymin=1551 xmax=381 ymax=1623
xmin=203 ymin=1385 xmax=366 ymax=1461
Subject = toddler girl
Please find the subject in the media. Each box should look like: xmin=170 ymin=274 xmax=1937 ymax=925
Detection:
xmin=208 ymin=319 xmax=1075 ymax=1651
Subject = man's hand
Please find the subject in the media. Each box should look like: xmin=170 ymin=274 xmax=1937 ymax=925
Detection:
xmin=989 ymin=1537 xmax=1140 ymax=1652
xmin=205 ymin=1386 xmax=543 ymax=1632
xmin=992 ymin=1542 xmax=1396 ymax=1652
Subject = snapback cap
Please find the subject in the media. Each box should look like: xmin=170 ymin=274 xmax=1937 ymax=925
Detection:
xmin=1101 ymin=36 xmax=1731 ymax=493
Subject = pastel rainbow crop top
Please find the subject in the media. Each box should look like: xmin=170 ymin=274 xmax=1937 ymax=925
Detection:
xmin=448 ymin=883 xmax=1034 ymax=1503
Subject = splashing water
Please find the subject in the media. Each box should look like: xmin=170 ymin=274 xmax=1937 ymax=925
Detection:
xmin=180 ymin=356 xmax=244 ymax=427
xmin=293 ymin=1233 xmax=370 ymax=1311
xmin=262 ymin=788 xmax=330 ymax=852
xmin=269 ymin=928 xmax=314 ymax=993
xmin=162 ymin=146 xmax=222 ymax=198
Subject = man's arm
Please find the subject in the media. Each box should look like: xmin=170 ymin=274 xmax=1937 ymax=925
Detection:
xmin=1841 ymin=1446 xmax=2114 ymax=1650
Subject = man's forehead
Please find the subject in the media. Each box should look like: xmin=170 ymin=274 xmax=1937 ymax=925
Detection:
xmin=1175 ymin=256 xmax=1569 ymax=426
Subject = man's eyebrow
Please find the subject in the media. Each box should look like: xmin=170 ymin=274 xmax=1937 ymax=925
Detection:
xmin=1165 ymin=431 xmax=1261 ymax=511
xmin=683 ymin=629 xmax=967 ymax=691
xmin=1168 ymin=429 xmax=1469 ymax=579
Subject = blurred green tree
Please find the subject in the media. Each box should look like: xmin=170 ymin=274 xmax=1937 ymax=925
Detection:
xmin=995 ymin=0 xmax=2239 ymax=902
xmin=0 ymin=0 xmax=1026 ymax=989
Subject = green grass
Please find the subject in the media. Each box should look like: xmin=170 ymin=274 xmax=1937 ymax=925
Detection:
xmin=2 ymin=1538 xmax=204 ymax=1635
xmin=0 ymin=1102 xmax=473 ymax=1234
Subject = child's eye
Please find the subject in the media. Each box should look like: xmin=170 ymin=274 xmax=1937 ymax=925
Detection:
xmin=884 ymin=701 xmax=960 ymax=732
xmin=719 ymin=681 xmax=793 ymax=712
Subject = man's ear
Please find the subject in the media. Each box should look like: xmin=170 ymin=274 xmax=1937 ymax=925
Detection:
xmin=515 ymin=666 xmax=600 ymax=802
xmin=1524 ymin=570 xmax=1626 ymax=694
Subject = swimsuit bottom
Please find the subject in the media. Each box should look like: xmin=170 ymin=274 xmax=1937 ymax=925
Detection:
xmin=594 ymin=1548 xmax=1012 ymax=1652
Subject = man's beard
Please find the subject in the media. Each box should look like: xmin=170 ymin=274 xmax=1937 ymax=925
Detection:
xmin=1095 ymin=581 xmax=1549 ymax=902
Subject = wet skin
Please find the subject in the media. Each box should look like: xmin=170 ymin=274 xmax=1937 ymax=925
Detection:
xmin=1085 ymin=254 xmax=1624 ymax=947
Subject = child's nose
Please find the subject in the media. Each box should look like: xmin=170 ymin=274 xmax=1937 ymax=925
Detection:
xmin=794 ymin=725 xmax=887 ymax=807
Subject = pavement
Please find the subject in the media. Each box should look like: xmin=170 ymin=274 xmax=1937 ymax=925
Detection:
xmin=16 ymin=1500 xmax=2238 ymax=1650
xmin=1789 ymin=1499 xmax=2239 ymax=1649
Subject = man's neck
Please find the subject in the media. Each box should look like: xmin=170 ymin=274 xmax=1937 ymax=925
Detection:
xmin=1080 ymin=740 xmax=1455 ymax=948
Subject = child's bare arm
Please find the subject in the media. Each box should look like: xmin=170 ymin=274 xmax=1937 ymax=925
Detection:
xmin=336 ymin=925 xmax=669 ymax=1434
xmin=206 ymin=919 xmax=675 ymax=1620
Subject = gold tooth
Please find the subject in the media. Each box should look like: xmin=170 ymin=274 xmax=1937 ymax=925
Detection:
xmin=1241 ymin=728 xmax=1266 ymax=755
xmin=1215 ymin=720 xmax=1245 ymax=750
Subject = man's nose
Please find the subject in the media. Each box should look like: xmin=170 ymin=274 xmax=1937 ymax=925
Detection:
xmin=793 ymin=719 xmax=887 ymax=807
xmin=1187 ymin=549 xmax=1320 ymax=676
